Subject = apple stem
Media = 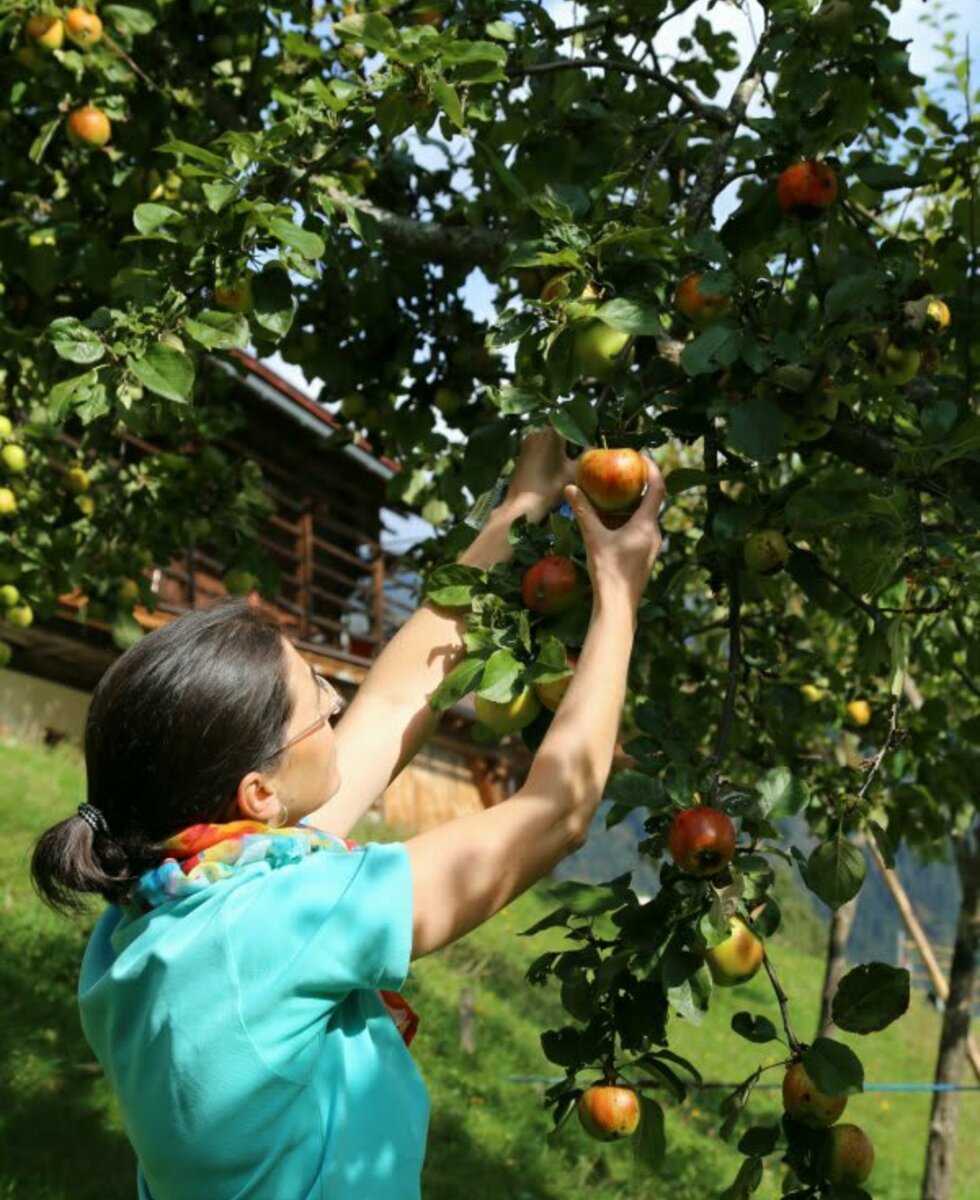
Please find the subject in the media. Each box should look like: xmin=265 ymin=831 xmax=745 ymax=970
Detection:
xmin=763 ymin=953 xmax=802 ymax=1055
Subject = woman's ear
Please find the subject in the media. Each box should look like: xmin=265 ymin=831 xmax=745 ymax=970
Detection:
xmin=231 ymin=770 xmax=280 ymax=824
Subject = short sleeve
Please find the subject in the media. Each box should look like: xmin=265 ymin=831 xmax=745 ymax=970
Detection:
xmin=222 ymin=841 xmax=414 ymax=1001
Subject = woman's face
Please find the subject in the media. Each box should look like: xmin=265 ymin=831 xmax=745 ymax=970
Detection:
xmin=272 ymin=639 xmax=344 ymax=822
xmin=227 ymin=638 xmax=343 ymax=825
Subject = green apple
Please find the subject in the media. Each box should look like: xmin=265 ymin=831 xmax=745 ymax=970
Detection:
xmin=877 ymin=343 xmax=921 ymax=385
xmin=63 ymin=466 xmax=90 ymax=494
xmin=5 ymin=603 xmax=34 ymax=629
xmin=702 ymin=916 xmax=765 ymax=986
xmin=0 ymin=487 xmax=17 ymax=516
xmin=474 ymin=688 xmax=540 ymax=735
xmin=1 ymin=444 xmax=27 ymax=474
xmin=743 ymin=529 xmax=790 ymax=574
xmin=0 ymin=585 xmax=20 ymax=607
xmin=0 ymin=416 xmax=13 ymax=438
xmin=574 ymin=321 xmax=633 ymax=381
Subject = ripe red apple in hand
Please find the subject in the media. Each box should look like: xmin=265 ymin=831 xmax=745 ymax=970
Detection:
xmin=577 ymin=1085 xmax=640 ymax=1141
xmin=668 ymin=806 xmax=736 ymax=877
xmin=521 ymin=555 xmax=583 ymax=615
xmin=574 ymin=447 xmax=647 ymax=527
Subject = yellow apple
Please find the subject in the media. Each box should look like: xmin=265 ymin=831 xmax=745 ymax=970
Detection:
xmin=0 ymin=488 xmax=17 ymax=516
xmin=846 ymin=699 xmax=871 ymax=726
xmin=1 ymin=444 xmax=27 ymax=474
xmin=702 ymin=916 xmax=765 ymax=986
xmin=474 ymin=688 xmax=540 ymax=735
xmin=782 ymin=1060 xmax=848 ymax=1127
xmin=25 ymin=14 xmax=65 ymax=51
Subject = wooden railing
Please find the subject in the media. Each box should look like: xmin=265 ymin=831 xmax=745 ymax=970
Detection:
xmin=54 ymin=426 xmax=420 ymax=663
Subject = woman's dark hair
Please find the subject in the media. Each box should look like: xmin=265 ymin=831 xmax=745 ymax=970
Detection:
xmin=31 ymin=597 xmax=294 ymax=914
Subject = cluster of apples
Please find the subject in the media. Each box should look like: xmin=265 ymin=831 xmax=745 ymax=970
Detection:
xmin=783 ymin=1060 xmax=875 ymax=1187
xmin=22 ymin=10 xmax=112 ymax=147
xmin=0 ymin=420 xmax=34 ymax=630
xmin=473 ymin=446 xmax=649 ymax=737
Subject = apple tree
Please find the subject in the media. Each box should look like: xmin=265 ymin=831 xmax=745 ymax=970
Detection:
xmin=1 ymin=1 xmax=978 ymax=1197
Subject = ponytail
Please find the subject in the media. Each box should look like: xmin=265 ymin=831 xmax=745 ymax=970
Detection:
xmin=30 ymin=810 xmax=139 ymax=915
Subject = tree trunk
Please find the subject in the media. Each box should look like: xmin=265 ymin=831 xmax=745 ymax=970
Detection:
xmin=816 ymin=896 xmax=859 ymax=1038
xmin=920 ymin=825 xmax=980 ymax=1200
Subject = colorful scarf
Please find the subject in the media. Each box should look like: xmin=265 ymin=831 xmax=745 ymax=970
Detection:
xmin=127 ymin=820 xmax=419 ymax=1047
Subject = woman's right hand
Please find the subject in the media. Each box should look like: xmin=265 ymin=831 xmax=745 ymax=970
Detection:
xmin=562 ymin=455 xmax=665 ymax=610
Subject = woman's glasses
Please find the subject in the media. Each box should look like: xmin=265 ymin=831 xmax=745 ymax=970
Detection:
xmin=272 ymin=671 xmax=346 ymax=759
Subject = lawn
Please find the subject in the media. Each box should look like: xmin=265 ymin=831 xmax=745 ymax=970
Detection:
xmin=2 ymin=737 xmax=976 ymax=1199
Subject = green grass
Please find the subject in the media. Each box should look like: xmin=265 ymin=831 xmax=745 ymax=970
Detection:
xmin=2 ymin=737 xmax=977 ymax=1199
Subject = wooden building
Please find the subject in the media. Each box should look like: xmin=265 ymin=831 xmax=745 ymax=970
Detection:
xmin=1 ymin=352 xmax=530 ymax=830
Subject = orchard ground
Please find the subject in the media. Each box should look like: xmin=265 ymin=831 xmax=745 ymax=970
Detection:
xmin=2 ymin=738 xmax=976 ymax=1200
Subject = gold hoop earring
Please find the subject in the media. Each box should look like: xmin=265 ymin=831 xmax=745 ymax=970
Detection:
xmin=268 ymin=802 xmax=289 ymax=829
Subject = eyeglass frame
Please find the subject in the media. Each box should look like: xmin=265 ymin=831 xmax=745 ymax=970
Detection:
xmin=271 ymin=668 xmax=346 ymax=759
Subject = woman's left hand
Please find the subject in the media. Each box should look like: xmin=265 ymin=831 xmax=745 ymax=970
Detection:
xmin=502 ymin=428 xmax=578 ymax=524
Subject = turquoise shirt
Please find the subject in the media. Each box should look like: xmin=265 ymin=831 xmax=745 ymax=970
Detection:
xmin=78 ymin=840 xmax=429 ymax=1199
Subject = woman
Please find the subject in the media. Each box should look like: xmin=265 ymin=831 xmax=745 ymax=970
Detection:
xmin=31 ymin=429 xmax=665 ymax=1199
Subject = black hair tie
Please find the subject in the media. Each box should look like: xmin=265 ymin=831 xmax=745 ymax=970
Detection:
xmin=77 ymin=803 xmax=111 ymax=836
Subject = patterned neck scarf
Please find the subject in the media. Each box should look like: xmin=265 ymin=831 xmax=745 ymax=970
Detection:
xmin=126 ymin=820 xmax=419 ymax=1047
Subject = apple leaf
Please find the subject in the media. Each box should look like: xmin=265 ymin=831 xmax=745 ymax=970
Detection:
xmin=424 ymin=562 xmax=487 ymax=606
xmin=268 ymin=217 xmax=326 ymax=260
xmin=728 ymin=395 xmax=785 ymax=464
xmin=127 ymin=344 xmax=195 ymax=403
xmin=428 ymin=654 xmax=485 ymax=711
xmin=540 ymin=1025 xmax=589 ymax=1067
xmin=633 ymin=1095 xmax=666 ymax=1172
xmin=831 ymin=963 xmax=910 ymax=1034
xmin=737 ymin=1126 xmax=780 ymax=1157
xmin=720 ymin=1155 xmax=764 ymax=1200
xmin=48 ymin=318 xmax=105 ymax=365
xmin=252 ymin=267 xmax=295 ymax=336
xmin=680 ymin=324 xmax=741 ymax=376
xmin=334 ymin=12 xmax=399 ymax=53
xmin=182 ymin=310 xmax=250 ymax=351
xmin=477 ymin=648 xmax=523 ymax=701
xmin=804 ymin=837 xmax=866 ymax=909
xmin=548 ymin=872 xmax=631 ymax=916
xmin=731 ymin=1012 xmax=778 ymax=1044
xmin=802 ymin=1037 xmax=865 ymax=1097
xmin=133 ymin=203 xmax=183 ymax=235
xmin=755 ymin=767 xmax=809 ymax=818
xmin=594 ymin=298 xmax=662 ymax=335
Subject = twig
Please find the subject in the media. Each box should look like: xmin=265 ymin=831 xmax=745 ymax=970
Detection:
xmin=505 ymin=58 xmax=731 ymax=129
xmin=103 ymin=33 xmax=163 ymax=93
xmin=856 ymin=694 xmax=902 ymax=802
xmin=815 ymin=565 xmax=883 ymax=630
xmin=708 ymin=567 xmax=742 ymax=766
xmin=951 ymin=661 xmax=980 ymax=702
xmin=764 ymin=954 xmax=802 ymax=1055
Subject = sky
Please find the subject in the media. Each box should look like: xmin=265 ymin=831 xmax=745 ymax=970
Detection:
xmin=262 ymin=0 xmax=978 ymax=551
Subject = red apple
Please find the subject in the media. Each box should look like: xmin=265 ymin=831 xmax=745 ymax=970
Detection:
xmin=782 ymin=1060 xmax=848 ymax=1128
xmin=668 ymin=806 xmax=736 ymax=877
xmin=66 ymin=106 xmax=111 ymax=148
xmin=521 ymin=555 xmax=583 ymax=615
xmin=575 ymin=447 xmax=647 ymax=525
xmin=577 ymin=1085 xmax=640 ymax=1141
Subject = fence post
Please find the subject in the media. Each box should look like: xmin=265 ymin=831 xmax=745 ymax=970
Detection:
xmin=459 ymin=987 xmax=476 ymax=1055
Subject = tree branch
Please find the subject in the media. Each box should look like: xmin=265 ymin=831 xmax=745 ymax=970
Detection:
xmin=686 ymin=37 xmax=769 ymax=232
xmin=709 ymin=566 xmax=742 ymax=765
xmin=505 ymin=58 xmax=732 ymax=129
xmin=318 ymin=186 xmax=509 ymax=266
xmin=857 ymin=694 xmax=902 ymax=802
xmin=764 ymin=954 xmax=803 ymax=1055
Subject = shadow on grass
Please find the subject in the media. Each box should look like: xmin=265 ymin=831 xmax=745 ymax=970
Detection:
xmin=0 ymin=914 xmax=135 ymax=1200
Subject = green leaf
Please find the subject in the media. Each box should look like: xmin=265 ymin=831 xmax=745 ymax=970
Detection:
xmin=431 ymin=79 xmax=465 ymax=130
xmin=48 ymin=369 xmax=101 ymax=421
xmin=737 ymin=1126 xmax=780 ymax=1157
xmin=429 ymin=655 xmax=485 ymax=711
xmin=755 ymin=767 xmax=809 ymax=818
xmin=805 ymin=837 xmax=866 ymax=909
xmin=132 ymin=203 xmax=183 ymax=235
xmin=680 ymin=324 xmax=741 ymax=376
xmin=182 ymin=310 xmax=250 ymax=351
xmin=203 ymin=180 xmax=240 ymax=213
xmin=633 ymin=1096 xmax=666 ymax=1172
xmin=720 ymin=1155 xmax=764 ymax=1200
xmin=127 ymin=344 xmax=195 ymax=403
xmin=857 ymin=163 xmax=921 ymax=190
xmin=47 ymin=318 xmax=105 ymax=365
xmin=485 ymin=19 xmax=516 ymax=41
xmin=824 ymin=271 xmax=890 ymax=322
xmin=252 ymin=268 xmax=295 ymax=337
xmin=268 ymin=218 xmax=326 ymax=260
xmin=831 ymin=963 xmax=910 ymax=1034
xmin=731 ymin=1012 xmax=778 ymax=1044
xmin=594 ymin=298 xmax=662 ymax=336
xmin=604 ymin=769 xmax=668 ymax=812
xmin=335 ymin=13 xmax=400 ymax=53
xmin=425 ymin=563 xmax=486 ymax=606
xmin=478 ymin=649 xmax=523 ymax=701
xmin=666 ymin=468 xmax=709 ymax=495
xmin=110 ymin=611 xmax=144 ymax=651
xmin=155 ymin=140 xmax=231 ymax=175
xmin=727 ymin=395 xmax=785 ymax=463
xmin=103 ymin=5 xmax=157 ymax=35
xmin=549 ymin=405 xmax=592 ymax=447
xmin=801 ymin=1037 xmax=864 ymax=1097
xmin=440 ymin=40 xmax=508 ymax=68
xmin=548 ymin=872 xmax=631 ymax=916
